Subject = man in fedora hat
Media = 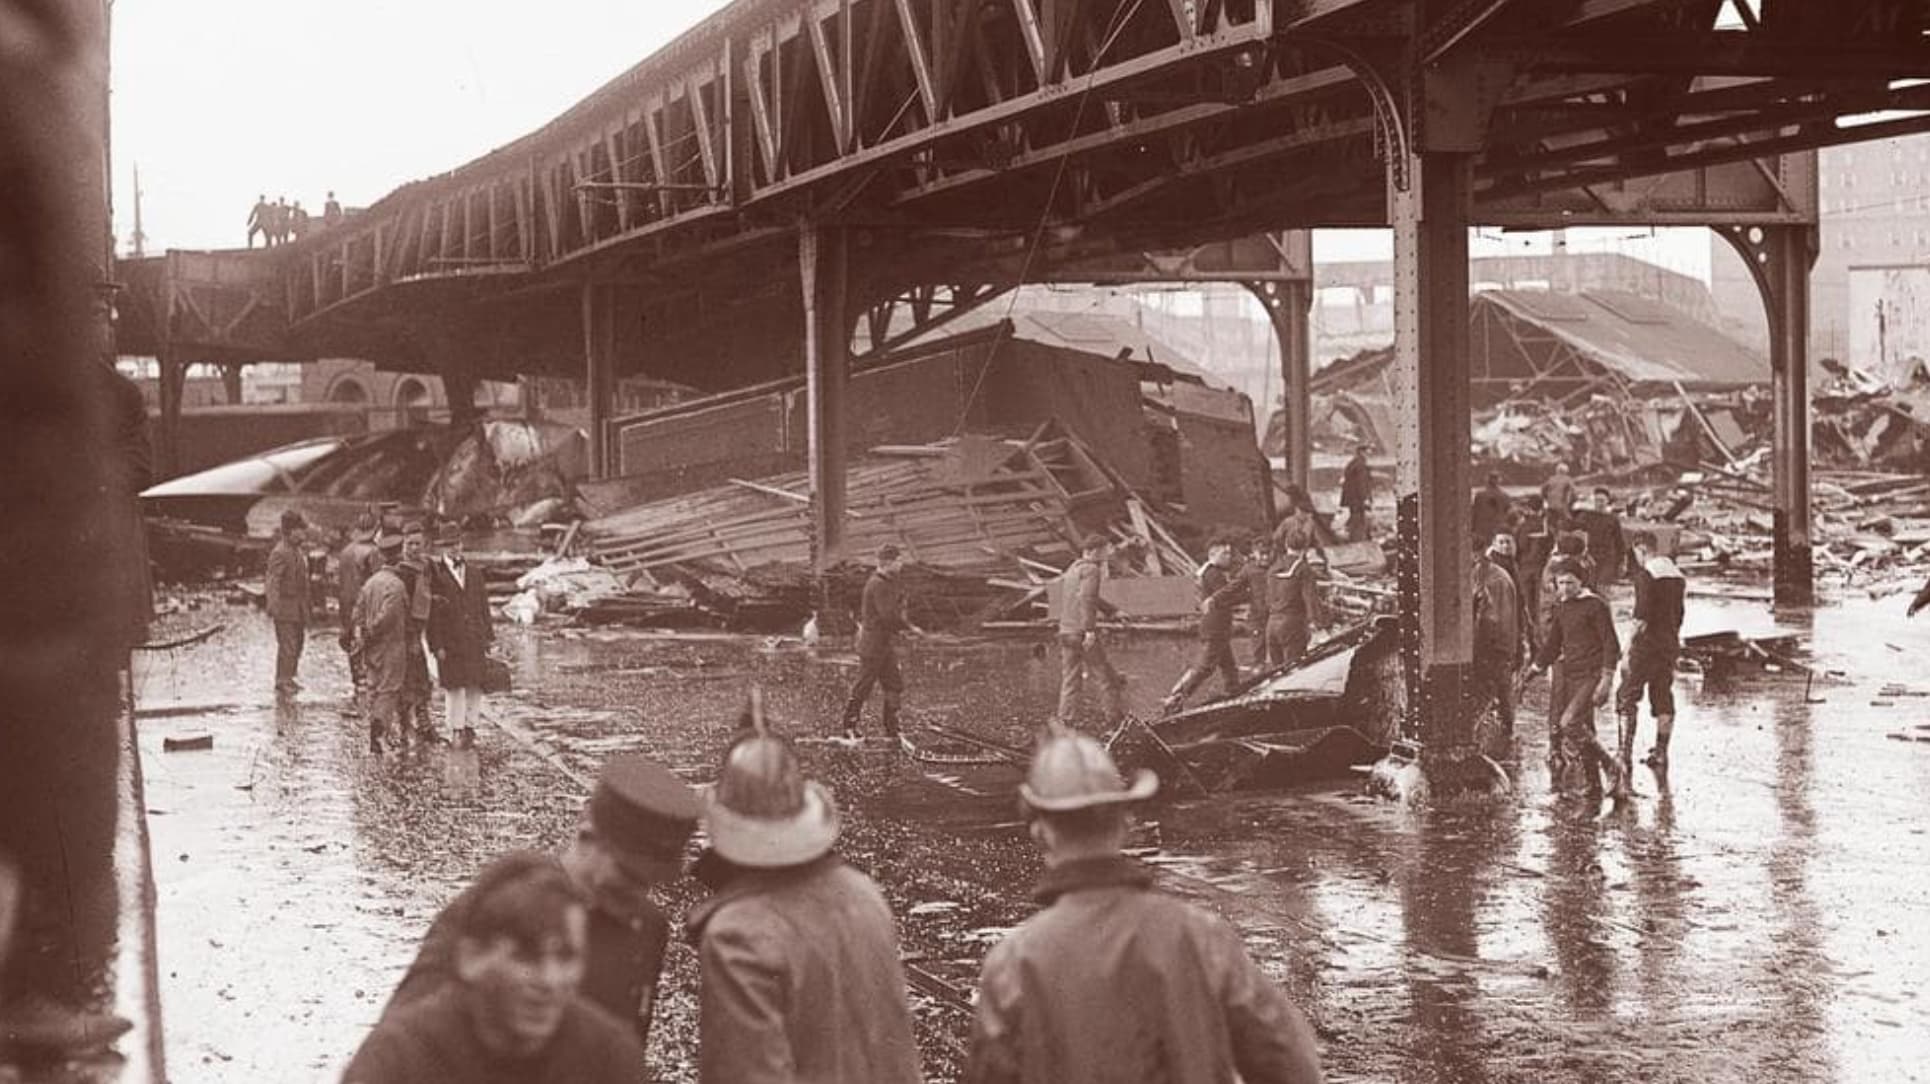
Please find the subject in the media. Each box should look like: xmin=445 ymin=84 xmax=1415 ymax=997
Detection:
xmin=385 ymin=754 xmax=700 ymax=1051
xmin=837 ymin=543 xmax=918 ymax=744
xmin=336 ymin=513 xmax=382 ymax=713
xmin=428 ymin=522 xmax=493 ymax=749
xmin=689 ymin=726 xmax=921 ymax=1083
xmin=1056 ymin=535 xmax=1127 ymax=727
xmin=346 ymin=856 xmax=643 ymax=1083
xmin=266 ymin=508 xmax=312 ymax=694
xmin=352 ymin=534 xmax=410 ymax=754
xmin=965 ymin=730 xmax=1324 ymax=1084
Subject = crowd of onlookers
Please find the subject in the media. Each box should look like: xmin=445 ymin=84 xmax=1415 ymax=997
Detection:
xmin=246 ymin=191 xmax=345 ymax=248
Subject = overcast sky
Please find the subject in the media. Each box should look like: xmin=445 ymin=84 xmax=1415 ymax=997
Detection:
xmin=110 ymin=0 xmax=1710 ymax=280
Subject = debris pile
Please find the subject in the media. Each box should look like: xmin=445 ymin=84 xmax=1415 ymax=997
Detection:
xmin=573 ymin=427 xmax=1198 ymax=632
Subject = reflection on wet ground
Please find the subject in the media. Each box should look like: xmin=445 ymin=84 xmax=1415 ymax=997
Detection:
xmin=134 ymin=595 xmax=1930 ymax=1083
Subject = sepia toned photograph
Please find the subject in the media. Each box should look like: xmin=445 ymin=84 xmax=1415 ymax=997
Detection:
xmin=3 ymin=1 xmax=1928 ymax=1081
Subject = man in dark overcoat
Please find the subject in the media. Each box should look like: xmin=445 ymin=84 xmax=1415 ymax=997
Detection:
xmin=428 ymin=522 xmax=492 ymax=749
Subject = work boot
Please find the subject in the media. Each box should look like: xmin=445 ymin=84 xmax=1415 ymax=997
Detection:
xmin=1644 ymin=714 xmax=1674 ymax=769
xmin=881 ymin=705 xmax=901 ymax=740
xmin=1615 ymin=709 xmax=1639 ymax=784
xmin=1592 ymin=740 xmax=1629 ymax=800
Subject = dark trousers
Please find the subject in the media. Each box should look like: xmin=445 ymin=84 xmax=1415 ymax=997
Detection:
xmin=1345 ymin=504 xmax=1370 ymax=541
xmin=1265 ymin=614 xmax=1311 ymax=668
xmin=1172 ymin=636 xmax=1240 ymax=701
xmin=274 ymin=618 xmax=305 ymax=688
xmin=0 ymin=652 xmax=120 ymax=1008
xmin=1550 ymin=665 xmax=1614 ymax=794
xmin=840 ymin=647 xmax=903 ymax=734
xmin=1472 ymin=649 xmax=1516 ymax=731
xmin=1615 ymin=643 xmax=1678 ymax=719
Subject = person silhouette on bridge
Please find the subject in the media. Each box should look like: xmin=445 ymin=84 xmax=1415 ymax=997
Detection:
xmin=324 ymin=190 xmax=343 ymax=228
xmin=246 ymin=194 xmax=272 ymax=247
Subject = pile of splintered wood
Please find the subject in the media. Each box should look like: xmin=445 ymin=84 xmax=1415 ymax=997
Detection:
xmin=583 ymin=428 xmax=1186 ymax=584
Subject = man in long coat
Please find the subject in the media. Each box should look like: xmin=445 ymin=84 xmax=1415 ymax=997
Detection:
xmin=266 ymin=509 xmax=311 ymax=694
xmin=428 ymin=523 xmax=492 ymax=749
xmin=353 ymin=536 xmax=409 ymax=753
xmin=838 ymin=543 xmax=914 ymax=741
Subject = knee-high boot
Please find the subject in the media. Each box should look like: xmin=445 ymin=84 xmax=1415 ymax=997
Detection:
xmin=1644 ymin=714 xmax=1674 ymax=768
xmin=1161 ymin=670 xmax=1200 ymax=714
xmin=1616 ymin=708 xmax=1638 ymax=783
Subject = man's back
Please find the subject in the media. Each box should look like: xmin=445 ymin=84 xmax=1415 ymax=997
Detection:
xmin=692 ymin=857 xmax=921 ymax=1084
xmin=1057 ymin=557 xmax=1102 ymax=635
xmin=968 ymin=857 xmax=1321 ymax=1084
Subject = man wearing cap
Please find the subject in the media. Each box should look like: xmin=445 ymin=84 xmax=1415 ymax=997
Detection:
xmin=429 ymin=523 xmax=493 ymax=749
xmin=837 ymin=543 xmax=916 ymax=743
xmin=386 ymin=755 xmax=701 ymax=1051
xmin=1472 ymin=533 xmax=1523 ymax=737
xmin=353 ymin=536 xmax=410 ymax=754
xmin=690 ymin=728 xmax=921 ymax=1084
xmin=347 ymin=856 xmax=644 ymax=1083
xmin=266 ymin=509 xmax=311 ymax=694
xmin=1161 ymin=535 xmax=1249 ymax=714
xmin=336 ymin=514 xmax=382 ymax=710
xmin=1057 ymin=535 xmax=1127 ymax=727
xmin=966 ymin=731 xmax=1324 ymax=1084
xmin=1339 ymin=443 xmax=1373 ymax=542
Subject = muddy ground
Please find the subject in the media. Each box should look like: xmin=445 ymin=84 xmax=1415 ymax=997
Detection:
xmin=129 ymin=587 xmax=1930 ymax=1083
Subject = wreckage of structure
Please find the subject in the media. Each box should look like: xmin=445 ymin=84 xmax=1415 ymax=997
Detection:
xmin=141 ymin=419 xmax=585 ymax=574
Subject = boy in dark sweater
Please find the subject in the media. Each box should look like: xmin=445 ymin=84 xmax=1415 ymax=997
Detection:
xmin=1527 ymin=567 xmax=1627 ymax=799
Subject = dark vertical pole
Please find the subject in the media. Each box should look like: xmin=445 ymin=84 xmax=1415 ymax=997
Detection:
xmin=1390 ymin=150 xmax=1475 ymax=749
xmin=582 ymin=281 xmax=616 ymax=479
xmin=800 ymin=224 xmax=849 ymax=568
xmin=156 ymin=352 xmax=185 ymax=477
xmin=1769 ymin=226 xmax=1816 ymax=607
xmin=1253 ymin=279 xmax=1313 ymax=494
xmin=220 ymin=363 xmax=243 ymax=405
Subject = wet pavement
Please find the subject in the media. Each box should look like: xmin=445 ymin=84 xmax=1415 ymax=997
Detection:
xmin=130 ymin=590 xmax=1930 ymax=1083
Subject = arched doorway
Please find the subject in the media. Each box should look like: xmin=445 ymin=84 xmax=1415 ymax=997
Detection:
xmin=327 ymin=377 xmax=369 ymax=404
xmin=394 ymin=377 xmax=432 ymax=427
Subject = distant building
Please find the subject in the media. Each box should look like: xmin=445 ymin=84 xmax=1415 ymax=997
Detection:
xmin=1710 ymin=134 xmax=1930 ymax=375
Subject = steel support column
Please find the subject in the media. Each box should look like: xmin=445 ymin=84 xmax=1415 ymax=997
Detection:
xmin=156 ymin=352 xmax=185 ymax=478
xmin=800 ymin=224 xmax=850 ymax=569
xmin=1720 ymin=224 xmax=1816 ymax=607
xmin=1391 ymin=150 xmax=1476 ymax=750
xmin=582 ymin=282 xmax=617 ymax=479
xmin=219 ymin=363 xmax=243 ymax=406
xmin=1250 ymin=279 xmax=1313 ymax=492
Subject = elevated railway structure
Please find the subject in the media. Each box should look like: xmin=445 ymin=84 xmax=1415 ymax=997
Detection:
xmin=114 ymin=0 xmax=1930 ymax=782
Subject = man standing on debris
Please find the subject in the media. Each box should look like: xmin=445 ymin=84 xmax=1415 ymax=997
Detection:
xmin=1617 ymin=532 xmax=1685 ymax=775
xmin=266 ymin=509 xmax=311 ymax=695
xmin=1526 ymin=567 xmax=1627 ymax=799
xmin=690 ymin=722 xmax=922 ymax=1084
xmin=387 ymin=754 xmax=701 ymax=1051
xmin=1057 ymin=535 xmax=1127 ymax=727
xmin=1471 ymin=471 xmax=1512 ymax=554
xmin=1339 ymin=444 xmax=1373 ymax=541
xmin=336 ymin=514 xmax=381 ymax=712
xmin=1264 ymin=529 xmax=1328 ymax=667
xmin=1161 ymin=536 xmax=1250 ymax=714
xmin=1541 ymin=462 xmax=1578 ymax=532
xmin=1242 ymin=535 xmax=1274 ymax=669
xmin=429 ymin=523 xmax=493 ymax=750
xmin=1472 ymin=535 xmax=1524 ymax=736
xmin=838 ymin=543 xmax=916 ymax=743
xmin=1575 ymin=488 xmax=1629 ymax=584
xmin=354 ymin=535 xmax=410 ymax=753
xmin=346 ymin=858 xmax=645 ymax=1083
xmin=965 ymin=730 xmax=1324 ymax=1084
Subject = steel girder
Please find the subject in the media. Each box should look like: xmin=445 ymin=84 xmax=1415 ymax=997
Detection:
xmin=205 ymin=0 xmax=1930 ymax=372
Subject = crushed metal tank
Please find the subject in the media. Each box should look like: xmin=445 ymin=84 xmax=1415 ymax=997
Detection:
xmin=1131 ymin=617 xmax=1405 ymax=792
